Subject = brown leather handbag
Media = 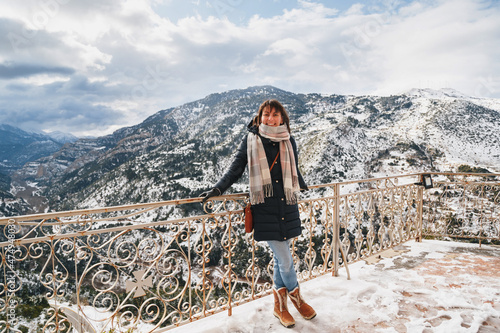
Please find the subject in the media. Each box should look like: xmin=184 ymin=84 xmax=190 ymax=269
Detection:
xmin=244 ymin=203 xmax=253 ymax=233
xmin=245 ymin=151 xmax=280 ymax=233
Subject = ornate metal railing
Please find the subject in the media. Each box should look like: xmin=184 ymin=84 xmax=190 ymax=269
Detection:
xmin=0 ymin=173 xmax=498 ymax=332
xmin=422 ymin=172 xmax=500 ymax=244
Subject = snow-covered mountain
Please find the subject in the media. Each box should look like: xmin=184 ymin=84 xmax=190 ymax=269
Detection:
xmin=0 ymin=124 xmax=76 ymax=215
xmin=44 ymin=130 xmax=79 ymax=144
xmin=7 ymin=86 xmax=500 ymax=214
xmin=0 ymin=124 xmax=71 ymax=173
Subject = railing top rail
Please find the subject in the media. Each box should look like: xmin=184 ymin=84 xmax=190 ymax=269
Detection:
xmin=0 ymin=208 xmax=245 ymax=248
xmin=0 ymin=192 xmax=248 ymax=224
xmin=307 ymin=172 xmax=422 ymax=189
xmin=428 ymin=172 xmax=500 ymax=177
xmin=1 ymin=172 xmax=498 ymax=224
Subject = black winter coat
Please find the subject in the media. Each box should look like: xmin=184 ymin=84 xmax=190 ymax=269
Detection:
xmin=214 ymin=124 xmax=307 ymax=242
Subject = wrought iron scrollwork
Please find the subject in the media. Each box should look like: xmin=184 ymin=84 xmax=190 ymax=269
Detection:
xmin=0 ymin=173 xmax=497 ymax=332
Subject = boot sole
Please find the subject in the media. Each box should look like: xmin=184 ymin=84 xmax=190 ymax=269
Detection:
xmin=273 ymin=312 xmax=295 ymax=328
xmin=302 ymin=312 xmax=317 ymax=320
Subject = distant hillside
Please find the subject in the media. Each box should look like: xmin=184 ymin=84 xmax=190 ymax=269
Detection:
xmin=0 ymin=170 xmax=30 ymax=216
xmin=45 ymin=130 xmax=78 ymax=144
xmin=7 ymin=86 xmax=500 ymax=215
xmin=0 ymin=124 xmax=80 ymax=215
xmin=0 ymin=124 xmax=77 ymax=173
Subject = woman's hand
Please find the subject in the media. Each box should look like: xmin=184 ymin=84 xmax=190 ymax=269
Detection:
xmin=199 ymin=188 xmax=222 ymax=203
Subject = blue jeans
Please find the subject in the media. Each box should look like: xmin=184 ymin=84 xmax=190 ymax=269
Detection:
xmin=267 ymin=240 xmax=299 ymax=291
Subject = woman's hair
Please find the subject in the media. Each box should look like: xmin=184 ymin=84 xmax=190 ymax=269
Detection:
xmin=252 ymin=99 xmax=291 ymax=133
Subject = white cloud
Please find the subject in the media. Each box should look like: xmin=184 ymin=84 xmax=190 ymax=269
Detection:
xmin=263 ymin=38 xmax=315 ymax=66
xmin=0 ymin=0 xmax=499 ymax=136
xmin=366 ymin=0 xmax=500 ymax=96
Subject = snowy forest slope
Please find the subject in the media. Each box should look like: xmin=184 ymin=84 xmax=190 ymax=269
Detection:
xmin=6 ymin=85 xmax=500 ymax=215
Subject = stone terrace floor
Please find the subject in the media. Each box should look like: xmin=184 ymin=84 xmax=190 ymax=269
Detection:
xmin=167 ymin=239 xmax=500 ymax=333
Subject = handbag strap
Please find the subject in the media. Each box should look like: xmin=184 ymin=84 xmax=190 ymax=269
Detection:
xmin=269 ymin=151 xmax=280 ymax=172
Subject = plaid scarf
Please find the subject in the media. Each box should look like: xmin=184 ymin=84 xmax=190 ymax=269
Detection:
xmin=247 ymin=124 xmax=299 ymax=205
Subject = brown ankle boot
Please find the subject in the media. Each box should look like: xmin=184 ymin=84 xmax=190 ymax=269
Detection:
xmin=273 ymin=287 xmax=295 ymax=328
xmin=289 ymin=286 xmax=317 ymax=320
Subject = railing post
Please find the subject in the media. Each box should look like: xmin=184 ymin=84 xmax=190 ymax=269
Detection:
xmin=333 ymin=183 xmax=340 ymax=277
xmin=416 ymin=186 xmax=423 ymax=242
xmin=227 ymin=217 xmax=233 ymax=317
xmin=251 ymin=235 xmax=255 ymax=300
xmin=201 ymin=219 xmax=206 ymax=317
xmin=188 ymin=220 xmax=193 ymax=320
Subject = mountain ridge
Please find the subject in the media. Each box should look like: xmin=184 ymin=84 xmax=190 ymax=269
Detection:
xmin=0 ymin=124 xmax=65 ymax=173
xmin=4 ymin=85 xmax=500 ymax=216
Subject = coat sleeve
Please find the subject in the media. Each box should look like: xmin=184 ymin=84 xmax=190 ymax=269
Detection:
xmin=290 ymin=136 xmax=308 ymax=189
xmin=214 ymin=135 xmax=248 ymax=194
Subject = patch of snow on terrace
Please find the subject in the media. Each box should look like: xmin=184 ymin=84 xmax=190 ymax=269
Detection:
xmin=168 ymin=240 xmax=500 ymax=333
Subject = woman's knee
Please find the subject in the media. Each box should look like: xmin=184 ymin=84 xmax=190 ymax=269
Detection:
xmin=276 ymin=254 xmax=294 ymax=271
xmin=268 ymin=241 xmax=293 ymax=269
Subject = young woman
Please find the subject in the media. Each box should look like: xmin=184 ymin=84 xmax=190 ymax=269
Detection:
xmin=200 ymin=99 xmax=316 ymax=328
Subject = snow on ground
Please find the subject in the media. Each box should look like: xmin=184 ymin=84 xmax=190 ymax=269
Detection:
xmin=169 ymin=240 xmax=500 ymax=333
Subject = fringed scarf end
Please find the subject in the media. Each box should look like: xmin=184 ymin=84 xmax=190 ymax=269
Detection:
xmin=250 ymin=184 xmax=274 ymax=205
xmin=250 ymin=191 xmax=264 ymax=205
xmin=285 ymin=188 xmax=299 ymax=205
xmin=264 ymin=183 xmax=273 ymax=198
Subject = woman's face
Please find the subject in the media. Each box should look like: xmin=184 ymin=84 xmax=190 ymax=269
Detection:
xmin=261 ymin=106 xmax=283 ymax=127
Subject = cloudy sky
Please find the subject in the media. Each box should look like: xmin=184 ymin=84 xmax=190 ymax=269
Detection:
xmin=1 ymin=0 xmax=499 ymax=137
